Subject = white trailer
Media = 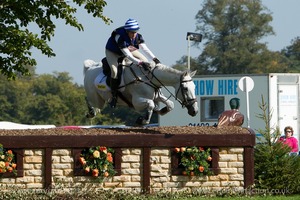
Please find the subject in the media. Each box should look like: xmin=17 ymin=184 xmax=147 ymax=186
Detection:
xmin=159 ymin=73 xmax=300 ymax=146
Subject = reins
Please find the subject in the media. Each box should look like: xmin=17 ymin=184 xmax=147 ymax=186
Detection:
xmin=125 ymin=64 xmax=195 ymax=108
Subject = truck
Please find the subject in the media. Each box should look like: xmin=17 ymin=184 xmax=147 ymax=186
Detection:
xmin=159 ymin=73 xmax=300 ymax=146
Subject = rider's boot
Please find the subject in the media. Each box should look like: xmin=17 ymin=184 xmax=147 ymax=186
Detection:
xmin=110 ymin=78 xmax=119 ymax=108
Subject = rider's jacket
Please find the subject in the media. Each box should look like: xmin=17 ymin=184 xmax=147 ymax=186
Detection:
xmin=105 ymin=27 xmax=145 ymax=55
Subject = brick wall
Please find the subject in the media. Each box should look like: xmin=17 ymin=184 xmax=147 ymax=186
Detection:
xmin=0 ymin=131 xmax=255 ymax=193
xmin=0 ymin=147 xmax=247 ymax=193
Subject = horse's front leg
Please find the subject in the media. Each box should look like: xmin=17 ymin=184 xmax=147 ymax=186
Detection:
xmin=154 ymin=93 xmax=174 ymax=116
xmin=133 ymin=97 xmax=155 ymax=125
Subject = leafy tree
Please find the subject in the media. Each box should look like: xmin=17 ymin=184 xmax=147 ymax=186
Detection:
xmin=254 ymin=96 xmax=300 ymax=194
xmin=281 ymin=37 xmax=300 ymax=72
xmin=0 ymin=71 xmax=125 ymax=126
xmin=0 ymin=0 xmax=111 ymax=80
xmin=193 ymin=0 xmax=277 ymax=74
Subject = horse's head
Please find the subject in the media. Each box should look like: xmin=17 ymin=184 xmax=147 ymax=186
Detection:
xmin=175 ymin=70 xmax=198 ymax=117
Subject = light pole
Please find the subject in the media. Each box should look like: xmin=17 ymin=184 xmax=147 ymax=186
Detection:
xmin=186 ymin=32 xmax=202 ymax=70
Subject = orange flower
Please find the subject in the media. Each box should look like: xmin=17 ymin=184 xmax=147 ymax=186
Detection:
xmin=199 ymin=166 xmax=204 ymax=172
xmin=180 ymin=147 xmax=186 ymax=152
xmin=174 ymin=147 xmax=180 ymax=153
xmin=5 ymin=162 xmax=9 ymax=167
xmin=104 ymin=171 xmax=109 ymax=177
xmin=79 ymin=157 xmax=86 ymax=165
xmin=6 ymin=157 xmax=12 ymax=162
xmin=7 ymin=167 xmax=13 ymax=173
xmin=207 ymin=156 xmax=212 ymax=161
xmin=107 ymin=154 xmax=113 ymax=163
xmin=12 ymin=163 xmax=17 ymax=169
xmin=7 ymin=150 xmax=13 ymax=154
xmin=190 ymin=171 xmax=195 ymax=176
xmin=0 ymin=169 xmax=3 ymax=173
xmin=92 ymin=169 xmax=99 ymax=177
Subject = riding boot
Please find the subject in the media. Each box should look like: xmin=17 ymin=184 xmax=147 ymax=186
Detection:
xmin=110 ymin=78 xmax=119 ymax=108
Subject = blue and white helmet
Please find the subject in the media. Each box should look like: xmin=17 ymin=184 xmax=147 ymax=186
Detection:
xmin=124 ymin=18 xmax=140 ymax=32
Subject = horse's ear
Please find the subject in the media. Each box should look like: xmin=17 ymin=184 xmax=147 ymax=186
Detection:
xmin=190 ymin=70 xmax=197 ymax=77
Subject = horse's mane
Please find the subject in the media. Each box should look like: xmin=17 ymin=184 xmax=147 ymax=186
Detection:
xmin=127 ymin=60 xmax=185 ymax=75
xmin=153 ymin=63 xmax=184 ymax=75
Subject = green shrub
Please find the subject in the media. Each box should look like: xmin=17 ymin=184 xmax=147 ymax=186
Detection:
xmin=254 ymin=96 xmax=300 ymax=194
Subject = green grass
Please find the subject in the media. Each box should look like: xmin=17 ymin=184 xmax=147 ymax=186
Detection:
xmin=185 ymin=196 xmax=300 ymax=200
xmin=1 ymin=184 xmax=300 ymax=200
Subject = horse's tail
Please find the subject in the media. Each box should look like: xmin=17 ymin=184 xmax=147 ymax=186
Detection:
xmin=83 ymin=59 xmax=100 ymax=77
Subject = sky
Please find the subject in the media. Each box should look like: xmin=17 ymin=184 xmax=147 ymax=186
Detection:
xmin=32 ymin=0 xmax=300 ymax=85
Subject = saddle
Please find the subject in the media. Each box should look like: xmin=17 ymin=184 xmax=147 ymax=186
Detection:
xmin=101 ymin=57 xmax=124 ymax=87
xmin=100 ymin=57 xmax=134 ymax=108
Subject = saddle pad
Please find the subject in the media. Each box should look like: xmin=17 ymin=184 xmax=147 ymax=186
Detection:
xmin=94 ymin=69 xmax=109 ymax=91
xmin=94 ymin=68 xmax=125 ymax=92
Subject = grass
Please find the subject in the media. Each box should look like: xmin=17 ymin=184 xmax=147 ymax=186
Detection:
xmin=186 ymin=196 xmax=300 ymax=200
xmin=1 ymin=185 xmax=300 ymax=200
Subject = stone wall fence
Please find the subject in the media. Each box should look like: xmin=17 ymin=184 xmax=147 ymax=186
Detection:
xmin=0 ymin=126 xmax=255 ymax=194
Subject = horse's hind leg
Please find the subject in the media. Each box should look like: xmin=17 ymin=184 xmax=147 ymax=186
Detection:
xmin=85 ymin=97 xmax=96 ymax=118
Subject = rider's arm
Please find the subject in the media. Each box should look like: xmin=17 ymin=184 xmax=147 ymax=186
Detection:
xmin=115 ymin=34 xmax=142 ymax=65
xmin=139 ymin=43 xmax=156 ymax=60
xmin=120 ymin=48 xmax=141 ymax=65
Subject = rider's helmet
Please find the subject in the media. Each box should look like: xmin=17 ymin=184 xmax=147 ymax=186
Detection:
xmin=124 ymin=18 xmax=140 ymax=32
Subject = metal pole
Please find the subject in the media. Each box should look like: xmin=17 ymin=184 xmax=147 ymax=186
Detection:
xmin=187 ymin=35 xmax=190 ymax=70
xmin=243 ymin=78 xmax=250 ymax=128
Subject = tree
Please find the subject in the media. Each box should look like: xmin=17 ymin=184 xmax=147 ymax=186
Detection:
xmin=281 ymin=37 xmax=300 ymax=72
xmin=194 ymin=0 xmax=276 ymax=74
xmin=255 ymin=96 xmax=300 ymax=194
xmin=0 ymin=0 xmax=111 ymax=80
xmin=0 ymin=71 xmax=125 ymax=126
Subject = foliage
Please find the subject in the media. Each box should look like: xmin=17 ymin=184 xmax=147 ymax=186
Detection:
xmin=79 ymin=146 xmax=116 ymax=182
xmin=192 ymin=0 xmax=286 ymax=74
xmin=0 ymin=144 xmax=17 ymax=176
xmin=0 ymin=0 xmax=111 ymax=80
xmin=281 ymin=37 xmax=300 ymax=72
xmin=254 ymin=96 xmax=300 ymax=194
xmin=174 ymin=146 xmax=213 ymax=176
xmin=0 ymin=72 xmax=125 ymax=126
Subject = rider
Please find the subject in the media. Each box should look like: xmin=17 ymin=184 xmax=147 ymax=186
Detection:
xmin=105 ymin=18 xmax=161 ymax=108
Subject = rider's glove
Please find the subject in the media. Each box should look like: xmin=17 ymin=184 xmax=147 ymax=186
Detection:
xmin=139 ymin=62 xmax=151 ymax=70
xmin=153 ymin=58 xmax=160 ymax=64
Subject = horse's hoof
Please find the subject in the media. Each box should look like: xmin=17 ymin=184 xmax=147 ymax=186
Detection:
xmin=135 ymin=116 xmax=144 ymax=125
xmin=85 ymin=110 xmax=96 ymax=118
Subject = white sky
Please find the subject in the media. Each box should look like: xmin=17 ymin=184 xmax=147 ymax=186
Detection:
xmin=32 ymin=0 xmax=300 ymax=85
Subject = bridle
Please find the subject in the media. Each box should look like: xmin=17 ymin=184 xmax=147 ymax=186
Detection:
xmin=121 ymin=63 xmax=197 ymax=108
xmin=132 ymin=64 xmax=197 ymax=109
xmin=175 ymin=75 xmax=197 ymax=109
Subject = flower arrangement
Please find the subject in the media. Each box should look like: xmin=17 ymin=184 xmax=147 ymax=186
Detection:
xmin=174 ymin=146 xmax=213 ymax=176
xmin=79 ymin=146 xmax=116 ymax=181
xmin=0 ymin=144 xmax=17 ymax=176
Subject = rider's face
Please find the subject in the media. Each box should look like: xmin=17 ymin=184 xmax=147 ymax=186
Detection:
xmin=127 ymin=31 xmax=137 ymax=39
